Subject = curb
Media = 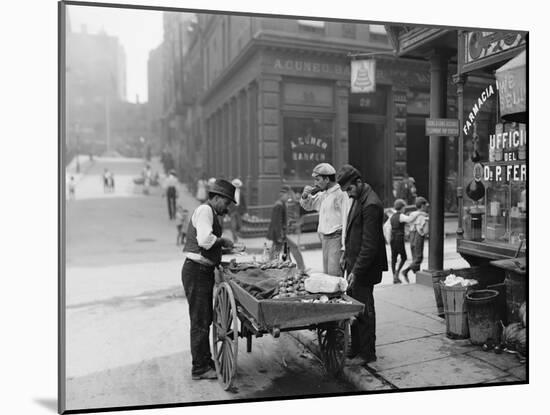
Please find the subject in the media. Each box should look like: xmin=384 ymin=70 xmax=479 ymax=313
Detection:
xmin=288 ymin=330 xmax=393 ymax=392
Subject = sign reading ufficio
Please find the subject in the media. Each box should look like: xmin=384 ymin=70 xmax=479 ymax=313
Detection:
xmin=425 ymin=118 xmax=459 ymax=136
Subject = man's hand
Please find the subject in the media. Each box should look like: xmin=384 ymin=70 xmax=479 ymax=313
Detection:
xmin=346 ymin=272 xmax=356 ymax=292
xmin=220 ymin=237 xmax=234 ymax=249
xmin=339 ymin=251 xmax=346 ymax=271
xmin=302 ymin=185 xmax=314 ymax=199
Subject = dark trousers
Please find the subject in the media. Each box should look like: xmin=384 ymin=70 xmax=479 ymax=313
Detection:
xmin=348 ymin=284 xmax=376 ymax=358
xmin=270 ymin=238 xmax=306 ymax=271
xmin=181 ymin=259 xmax=215 ymax=376
xmin=167 ymin=187 xmax=177 ymax=219
xmin=390 ymin=234 xmax=407 ymax=274
xmin=409 ymin=231 xmax=425 ymax=272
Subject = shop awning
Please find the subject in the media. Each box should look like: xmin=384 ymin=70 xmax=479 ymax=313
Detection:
xmin=496 ymin=50 xmax=526 ymax=122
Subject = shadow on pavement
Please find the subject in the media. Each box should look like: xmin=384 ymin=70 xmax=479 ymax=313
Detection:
xmin=34 ymin=398 xmax=57 ymax=412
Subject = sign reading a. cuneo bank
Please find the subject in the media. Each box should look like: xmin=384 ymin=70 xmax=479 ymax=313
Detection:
xmin=425 ymin=118 xmax=459 ymax=136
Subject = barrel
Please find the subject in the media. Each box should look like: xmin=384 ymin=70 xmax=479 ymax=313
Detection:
xmin=504 ymin=270 xmax=526 ymax=324
xmin=466 ymin=289 xmax=500 ymax=345
xmin=440 ymin=282 xmax=477 ymax=339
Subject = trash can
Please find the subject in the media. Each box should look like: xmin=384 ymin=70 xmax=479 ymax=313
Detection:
xmin=466 ymin=289 xmax=500 ymax=345
xmin=440 ymin=282 xmax=477 ymax=339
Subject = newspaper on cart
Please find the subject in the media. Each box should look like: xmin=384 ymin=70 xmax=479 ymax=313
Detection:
xmin=304 ymin=272 xmax=348 ymax=294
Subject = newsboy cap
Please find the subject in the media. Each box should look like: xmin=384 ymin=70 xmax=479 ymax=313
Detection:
xmin=337 ymin=164 xmax=362 ymax=187
xmin=209 ymin=179 xmax=237 ymax=204
xmin=415 ymin=196 xmax=429 ymax=207
xmin=311 ymin=163 xmax=336 ymax=177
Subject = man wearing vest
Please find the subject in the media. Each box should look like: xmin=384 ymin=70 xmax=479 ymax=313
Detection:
xmin=182 ymin=179 xmax=236 ymax=380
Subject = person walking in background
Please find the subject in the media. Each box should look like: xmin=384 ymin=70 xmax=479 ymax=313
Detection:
xmin=181 ymin=179 xmax=236 ymax=381
xmin=107 ymin=170 xmax=115 ymax=193
xmin=389 ymin=198 xmax=418 ymax=284
xmin=207 ymin=177 xmax=216 ymax=191
xmin=300 ymin=163 xmax=350 ymax=277
xmin=228 ymin=178 xmax=247 ymax=243
xmin=142 ymin=164 xmax=153 ymax=195
xmin=401 ymin=196 xmax=430 ymax=282
xmin=396 ymin=173 xmax=416 ymax=205
xmin=164 ymin=169 xmax=179 ymax=220
xmin=266 ymin=185 xmax=306 ymax=270
xmin=175 ymin=205 xmax=189 ymax=246
xmin=102 ymin=168 xmax=110 ymax=193
xmin=68 ymin=176 xmax=76 ymax=200
xmin=196 ymin=175 xmax=208 ymax=203
xmin=337 ymin=164 xmax=387 ymax=363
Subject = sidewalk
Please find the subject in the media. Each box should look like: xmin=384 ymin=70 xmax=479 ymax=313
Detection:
xmin=289 ymin=283 xmax=526 ymax=391
xmin=238 ymin=219 xmax=459 ymax=254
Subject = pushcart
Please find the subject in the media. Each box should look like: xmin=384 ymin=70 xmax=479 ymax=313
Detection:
xmin=211 ymin=260 xmax=364 ymax=390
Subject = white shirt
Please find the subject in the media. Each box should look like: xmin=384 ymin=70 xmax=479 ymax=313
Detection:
xmin=300 ymin=184 xmax=350 ymax=249
xmin=164 ymin=174 xmax=178 ymax=188
xmin=185 ymin=204 xmax=218 ymax=265
xmin=411 ymin=211 xmax=429 ymax=235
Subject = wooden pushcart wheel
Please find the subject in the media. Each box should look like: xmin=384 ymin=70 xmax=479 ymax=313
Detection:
xmin=212 ymin=282 xmax=239 ymax=390
xmin=317 ymin=319 xmax=350 ymax=377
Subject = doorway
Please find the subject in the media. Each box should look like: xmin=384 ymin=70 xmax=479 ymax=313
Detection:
xmin=406 ymin=117 xmax=429 ymax=200
xmin=348 ymin=121 xmax=387 ymax=204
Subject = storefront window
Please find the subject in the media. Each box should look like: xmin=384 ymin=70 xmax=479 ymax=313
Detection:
xmin=483 ymin=122 xmax=527 ymax=245
xmin=283 ymin=117 xmax=333 ymax=180
xmin=463 ymin=116 xmax=527 ymax=246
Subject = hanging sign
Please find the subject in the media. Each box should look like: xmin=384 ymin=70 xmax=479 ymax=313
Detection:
xmin=496 ymin=51 xmax=526 ymax=118
xmin=351 ymin=59 xmax=376 ymax=93
xmin=459 ymin=31 xmax=526 ymax=74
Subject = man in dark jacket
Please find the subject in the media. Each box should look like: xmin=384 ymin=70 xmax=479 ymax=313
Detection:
xmin=337 ymin=164 xmax=388 ymax=363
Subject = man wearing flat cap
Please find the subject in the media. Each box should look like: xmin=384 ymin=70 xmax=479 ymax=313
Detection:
xmin=337 ymin=164 xmax=387 ymax=363
xmin=300 ymin=163 xmax=350 ymax=276
xmin=181 ymin=179 xmax=235 ymax=380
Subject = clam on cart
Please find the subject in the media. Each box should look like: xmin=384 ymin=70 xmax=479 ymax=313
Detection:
xmin=211 ymin=254 xmax=364 ymax=390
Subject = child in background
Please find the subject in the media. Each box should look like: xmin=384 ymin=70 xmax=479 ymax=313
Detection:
xmin=389 ymin=199 xmax=412 ymax=283
xmin=176 ymin=206 xmax=189 ymax=246
xmin=401 ymin=197 xmax=429 ymax=282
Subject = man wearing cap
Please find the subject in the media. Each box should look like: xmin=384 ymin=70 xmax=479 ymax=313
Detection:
xmin=300 ymin=163 xmax=350 ymax=276
xmin=181 ymin=179 xmax=236 ymax=380
xmin=163 ymin=169 xmax=179 ymax=220
xmin=337 ymin=164 xmax=387 ymax=363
